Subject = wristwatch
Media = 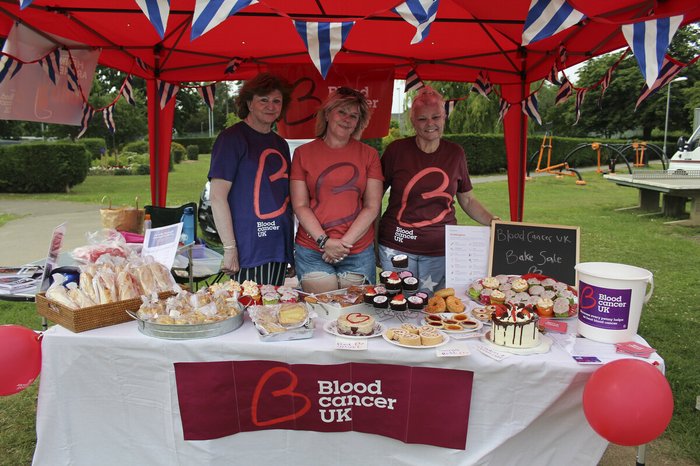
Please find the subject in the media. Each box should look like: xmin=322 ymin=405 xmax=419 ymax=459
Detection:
xmin=316 ymin=234 xmax=329 ymax=250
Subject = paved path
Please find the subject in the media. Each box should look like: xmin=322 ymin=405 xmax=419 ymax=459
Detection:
xmin=0 ymin=200 xmax=102 ymax=265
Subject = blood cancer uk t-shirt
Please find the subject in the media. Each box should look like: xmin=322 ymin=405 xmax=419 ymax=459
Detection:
xmin=379 ymin=137 xmax=472 ymax=256
xmin=208 ymin=122 xmax=294 ymax=268
xmin=291 ymin=138 xmax=383 ymax=254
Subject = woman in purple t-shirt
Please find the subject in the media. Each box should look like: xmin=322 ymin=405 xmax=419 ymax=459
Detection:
xmin=378 ymin=87 xmax=499 ymax=294
xmin=208 ymin=73 xmax=294 ymax=285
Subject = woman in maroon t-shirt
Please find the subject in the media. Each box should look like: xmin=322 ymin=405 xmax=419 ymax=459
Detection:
xmin=378 ymin=87 xmax=498 ymax=294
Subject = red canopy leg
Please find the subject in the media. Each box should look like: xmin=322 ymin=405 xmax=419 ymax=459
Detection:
xmin=147 ymin=79 xmax=176 ymax=207
xmin=501 ymin=83 xmax=530 ymax=222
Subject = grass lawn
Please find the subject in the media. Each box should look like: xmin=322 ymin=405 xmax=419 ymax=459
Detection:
xmin=1 ymin=158 xmax=699 ymax=465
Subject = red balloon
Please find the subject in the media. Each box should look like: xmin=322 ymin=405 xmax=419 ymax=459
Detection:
xmin=0 ymin=325 xmax=42 ymax=396
xmin=583 ymin=359 xmax=673 ymax=446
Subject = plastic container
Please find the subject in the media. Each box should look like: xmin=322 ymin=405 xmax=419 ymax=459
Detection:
xmin=180 ymin=207 xmax=195 ymax=245
xmin=173 ymin=247 xmax=223 ymax=278
xmin=575 ymin=262 xmax=654 ymax=343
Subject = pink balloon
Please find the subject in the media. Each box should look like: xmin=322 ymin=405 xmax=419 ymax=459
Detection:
xmin=583 ymin=359 xmax=673 ymax=446
xmin=0 ymin=325 xmax=42 ymax=396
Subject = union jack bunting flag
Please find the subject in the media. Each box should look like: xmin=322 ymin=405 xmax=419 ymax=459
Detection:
xmin=573 ymin=88 xmax=587 ymax=125
xmin=0 ymin=55 xmax=23 ymax=86
xmin=76 ymin=104 xmax=94 ymax=139
xmin=191 ymin=0 xmax=259 ymax=41
xmin=157 ymin=80 xmax=180 ymax=109
xmin=546 ymin=65 xmax=561 ymax=86
xmin=598 ymin=66 xmax=614 ymax=106
xmin=198 ymin=83 xmax=216 ymax=110
xmin=635 ymin=56 xmax=685 ymax=109
xmin=38 ymin=48 xmax=61 ymax=85
xmin=521 ymin=0 xmax=586 ymax=46
xmin=405 ymin=68 xmax=424 ymax=93
xmin=622 ymin=15 xmax=683 ymax=88
xmin=66 ymin=65 xmax=80 ymax=96
xmin=559 ymin=44 xmax=568 ymax=67
xmin=103 ymin=105 xmax=116 ymax=134
xmin=471 ymin=71 xmax=492 ymax=97
xmin=121 ymin=76 xmax=136 ymax=106
xmin=19 ymin=0 xmax=33 ymax=10
xmin=554 ymin=78 xmax=572 ymax=105
xmin=521 ymin=94 xmax=542 ymax=125
xmin=444 ymin=99 xmax=457 ymax=119
xmin=294 ymin=21 xmax=354 ymax=79
xmin=134 ymin=0 xmax=170 ymax=39
xmin=225 ymin=57 xmax=243 ymax=74
xmin=497 ymin=98 xmax=511 ymax=123
xmin=135 ymin=57 xmax=150 ymax=72
xmin=393 ymin=0 xmax=441 ymax=45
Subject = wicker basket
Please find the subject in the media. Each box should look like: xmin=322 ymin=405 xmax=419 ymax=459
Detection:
xmin=36 ymin=291 xmax=175 ymax=333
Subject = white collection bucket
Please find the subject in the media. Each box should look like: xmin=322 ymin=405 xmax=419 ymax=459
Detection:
xmin=575 ymin=262 xmax=654 ymax=343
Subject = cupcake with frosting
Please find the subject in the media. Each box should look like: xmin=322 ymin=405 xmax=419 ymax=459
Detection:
xmin=535 ymin=297 xmax=554 ymax=317
xmin=490 ymin=289 xmax=506 ymax=305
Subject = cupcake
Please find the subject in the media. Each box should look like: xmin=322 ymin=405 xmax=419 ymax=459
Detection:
xmin=379 ymin=270 xmax=393 ymax=285
xmin=490 ymin=289 xmax=506 ymax=305
xmin=385 ymin=272 xmax=402 ymax=294
xmin=407 ymin=295 xmax=424 ymax=310
xmin=374 ymin=285 xmax=388 ymax=296
xmin=390 ymin=294 xmax=407 ymax=311
xmin=363 ymin=286 xmax=378 ymax=304
xmin=541 ymin=278 xmax=557 ymax=290
xmin=553 ymin=297 xmax=571 ymax=317
xmin=482 ymin=277 xmax=500 ymax=289
xmin=398 ymin=270 xmax=414 ymax=279
xmin=402 ymin=276 xmax=419 ymax=292
xmin=511 ymin=278 xmax=529 ymax=293
xmin=415 ymin=291 xmax=429 ymax=301
xmin=529 ymin=285 xmax=545 ymax=296
xmin=262 ymin=292 xmax=279 ymax=305
xmin=535 ymin=297 xmax=554 ymax=317
xmin=372 ymin=295 xmax=389 ymax=309
xmin=391 ymin=254 xmax=408 ymax=268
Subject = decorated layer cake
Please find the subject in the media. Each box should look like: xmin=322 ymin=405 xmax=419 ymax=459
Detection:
xmin=489 ymin=303 xmax=540 ymax=348
xmin=337 ymin=312 xmax=376 ymax=336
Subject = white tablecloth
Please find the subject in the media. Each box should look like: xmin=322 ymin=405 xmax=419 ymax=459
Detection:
xmin=32 ymin=313 xmax=663 ymax=466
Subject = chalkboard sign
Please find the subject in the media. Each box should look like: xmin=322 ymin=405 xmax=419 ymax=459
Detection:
xmin=488 ymin=221 xmax=580 ymax=285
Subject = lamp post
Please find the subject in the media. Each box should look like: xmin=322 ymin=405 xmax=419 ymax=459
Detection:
xmin=663 ymin=76 xmax=688 ymax=158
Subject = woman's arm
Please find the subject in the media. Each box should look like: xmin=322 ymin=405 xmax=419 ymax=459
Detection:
xmin=210 ymin=178 xmax=240 ymax=273
xmin=456 ymin=190 xmax=499 ymax=226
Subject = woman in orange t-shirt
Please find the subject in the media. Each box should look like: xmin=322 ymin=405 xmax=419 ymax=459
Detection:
xmin=291 ymin=87 xmax=384 ymax=288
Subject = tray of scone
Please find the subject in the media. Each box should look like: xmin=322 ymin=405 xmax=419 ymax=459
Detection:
xmin=248 ymin=302 xmax=314 ymax=342
xmin=128 ymin=286 xmax=244 ymax=340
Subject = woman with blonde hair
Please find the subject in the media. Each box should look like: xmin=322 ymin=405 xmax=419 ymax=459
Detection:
xmin=377 ymin=86 xmax=498 ymax=294
xmin=291 ymin=87 xmax=384 ymax=289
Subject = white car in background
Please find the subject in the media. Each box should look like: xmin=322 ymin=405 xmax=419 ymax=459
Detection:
xmin=669 ymin=125 xmax=700 ymax=173
xmin=199 ymin=139 xmax=312 ymax=244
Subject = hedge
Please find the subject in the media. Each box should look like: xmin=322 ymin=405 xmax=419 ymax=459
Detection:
xmin=174 ymin=137 xmax=215 ymax=155
xmin=79 ymin=137 xmax=107 ymax=160
xmin=0 ymin=143 xmax=90 ymax=193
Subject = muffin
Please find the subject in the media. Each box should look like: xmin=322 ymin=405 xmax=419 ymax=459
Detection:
xmin=535 ymin=297 xmax=554 ymax=317
xmin=391 ymin=254 xmax=409 ymax=268
xmin=390 ymin=294 xmax=407 ymax=311
xmin=490 ymin=289 xmax=506 ymax=305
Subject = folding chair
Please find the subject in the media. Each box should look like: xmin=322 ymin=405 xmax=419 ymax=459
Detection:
xmin=144 ymin=202 xmax=225 ymax=290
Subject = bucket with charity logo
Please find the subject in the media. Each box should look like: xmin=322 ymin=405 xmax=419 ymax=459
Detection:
xmin=575 ymin=262 xmax=654 ymax=343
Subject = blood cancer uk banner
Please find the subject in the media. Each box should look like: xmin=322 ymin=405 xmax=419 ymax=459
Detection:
xmin=174 ymin=360 xmax=474 ymax=449
xmin=0 ymin=23 xmax=99 ymax=126
xmin=273 ymin=64 xmax=393 ymax=140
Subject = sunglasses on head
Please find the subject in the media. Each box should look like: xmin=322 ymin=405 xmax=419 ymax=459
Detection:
xmin=336 ymin=86 xmax=365 ymax=100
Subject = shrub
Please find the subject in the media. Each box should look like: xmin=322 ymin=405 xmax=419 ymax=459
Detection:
xmin=79 ymin=138 xmax=107 ymax=160
xmin=171 ymin=142 xmax=187 ymax=164
xmin=174 ymin=137 xmax=215 ymax=154
xmin=186 ymin=144 xmax=199 ymax=161
xmin=123 ymin=140 xmax=150 ymax=154
xmin=0 ymin=143 xmax=90 ymax=192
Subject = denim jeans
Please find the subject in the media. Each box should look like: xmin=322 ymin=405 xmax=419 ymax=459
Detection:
xmin=378 ymin=245 xmax=445 ymax=294
xmin=295 ymin=244 xmax=377 ymax=285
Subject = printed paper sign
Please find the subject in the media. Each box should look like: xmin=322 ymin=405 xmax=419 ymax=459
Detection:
xmin=174 ymin=360 xmax=474 ymax=449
